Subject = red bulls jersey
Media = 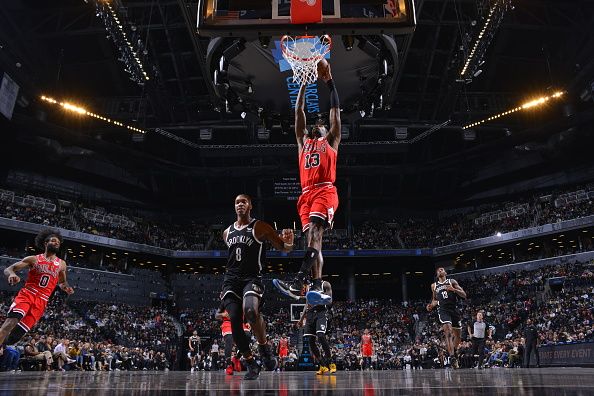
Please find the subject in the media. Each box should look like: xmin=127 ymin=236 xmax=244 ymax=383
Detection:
xmin=279 ymin=338 xmax=288 ymax=351
xmin=362 ymin=334 xmax=373 ymax=347
xmin=24 ymin=254 xmax=61 ymax=301
xmin=299 ymin=137 xmax=337 ymax=189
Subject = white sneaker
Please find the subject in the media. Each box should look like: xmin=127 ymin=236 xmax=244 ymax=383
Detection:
xmin=191 ymin=367 xmax=195 ymax=372
xmin=67 ymin=358 xmax=76 ymax=364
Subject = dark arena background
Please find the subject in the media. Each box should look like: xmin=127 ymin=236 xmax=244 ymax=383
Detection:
xmin=0 ymin=0 xmax=593 ymax=394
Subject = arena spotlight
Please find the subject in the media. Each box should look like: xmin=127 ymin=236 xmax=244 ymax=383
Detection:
xmin=463 ymin=91 xmax=565 ymax=129
xmin=342 ymin=35 xmax=354 ymax=51
xmin=40 ymin=95 xmax=145 ymax=133
xmin=98 ymin=1 xmax=150 ymax=83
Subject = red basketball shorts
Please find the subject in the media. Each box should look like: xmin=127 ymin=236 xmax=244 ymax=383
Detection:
xmin=361 ymin=346 xmax=373 ymax=357
xmin=297 ymin=184 xmax=339 ymax=232
xmin=7 ymin=288 xmax=48 ymax=332
xmin=279 ymin=348 xmax=289 ymax=358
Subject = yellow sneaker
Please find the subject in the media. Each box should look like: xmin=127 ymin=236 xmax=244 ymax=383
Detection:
xmin=316 ymin=366 xmax=329 ymax=375
xmin=329 ymin=363 xmax=337 ymax=374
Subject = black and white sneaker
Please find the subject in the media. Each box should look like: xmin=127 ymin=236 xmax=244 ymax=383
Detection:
xmin=272 ymin=279 xmax=304 ymax=300
xmin=244 ymin=358 xmax=261 ymax=380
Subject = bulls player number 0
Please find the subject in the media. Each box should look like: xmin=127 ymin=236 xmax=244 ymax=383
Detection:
xmin=39 ymin=274 xmax=50 ymax=288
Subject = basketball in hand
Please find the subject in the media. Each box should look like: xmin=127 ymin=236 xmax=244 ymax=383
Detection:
xmin=317 ymin=58 xmax=331 ymax=82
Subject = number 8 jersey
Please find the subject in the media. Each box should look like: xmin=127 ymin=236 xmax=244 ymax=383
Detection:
xmin=224 ymin=219 xmax=265 ymax=278
xmin=25 ymin=254 xmax=62 ymax=301
xmin=299 ymin=136 xmax=337 ymax=189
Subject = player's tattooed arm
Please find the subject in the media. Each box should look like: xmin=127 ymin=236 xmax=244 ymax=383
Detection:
xmin=58 ymin=260 xmax=74 ymax=294
xmin=448 ymin=279 xmax=466 ymax=299
xmin=295 ymin=84 xmax=307 ymax=151
xmin=4 ymin=255 xmax=36 ymax=285
xmin=254 ymin=221 xmax=294 ymax=252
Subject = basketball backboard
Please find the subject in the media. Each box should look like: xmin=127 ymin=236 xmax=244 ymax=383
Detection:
xmin=197 ymin=0 xmax=416 ymax=37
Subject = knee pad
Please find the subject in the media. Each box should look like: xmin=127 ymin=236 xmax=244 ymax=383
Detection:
xmin=5 ymin=324 xmax=26 ymax=345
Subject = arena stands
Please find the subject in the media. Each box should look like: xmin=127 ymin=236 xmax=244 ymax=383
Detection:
xmin=0 ymin=184 xmax=591 ymax=251
xmin=1 ymin=256 xmax=593 ymax=372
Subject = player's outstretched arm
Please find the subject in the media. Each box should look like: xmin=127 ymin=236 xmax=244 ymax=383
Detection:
xmin=254 ymin=221 xmax=294 ymax=252
xmin=295 ymin=84 xmax=307 ymax=151
xmin=318 ymin=59 xmax=341 ymax=150
xmin=4 ymin=256 xmax=35 ymax=285
xmin=58 ymin=260 xmax=74 ymax=294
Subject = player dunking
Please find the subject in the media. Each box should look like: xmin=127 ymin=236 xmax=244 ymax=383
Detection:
xmin=222 ymin=194 xmax=295 ymax=380
xmin=274 ymin=59 xmax=340 ymax=305
xmin=0 ymin=229 xmax=74 ymax=356
xmin=297 ymin=279 xmax=335 ymax=375
xmin=427 ymin=267 xmax=466 ymax=368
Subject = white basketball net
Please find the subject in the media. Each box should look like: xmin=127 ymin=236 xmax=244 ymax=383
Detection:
xmin=281 ymin=35 xmax=331 ymax=86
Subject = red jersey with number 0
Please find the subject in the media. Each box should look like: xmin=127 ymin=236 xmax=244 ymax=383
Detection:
xmin=299 ymin=137 xmax=337 ymax=189
xmin=279 ymin=338 xmax=289 ymax=351
xmin=24 ymin=254 xmax=61 ymax=301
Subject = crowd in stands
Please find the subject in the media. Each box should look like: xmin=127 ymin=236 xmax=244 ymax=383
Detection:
xmin=1 ymin=255 xmax=594 ymax=372
xmin=1 ymin=185 xmax=592 ymax=251
xmin=0 ymin=291 xmax=178 ymax=372
xmin=356 ymin=185 xmax=593 ymax=249
xmin=174 ymin=260 xmax=594 ymax=372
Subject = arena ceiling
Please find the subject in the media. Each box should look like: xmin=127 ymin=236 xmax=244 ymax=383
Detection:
xmin=0 ymin=0 xmax=593 ymax=209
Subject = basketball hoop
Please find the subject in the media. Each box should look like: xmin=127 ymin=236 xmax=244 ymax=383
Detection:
xmin=281 ymin=35 xmax=332 ymax=86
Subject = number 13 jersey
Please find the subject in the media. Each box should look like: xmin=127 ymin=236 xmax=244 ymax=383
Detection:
xmin=224 ymin=219 xmax=264 ymax=278
xmin=299 ymin=137 xmax=337 ymax=189
xmin=435 ymin=278 xmax=457 ymax=311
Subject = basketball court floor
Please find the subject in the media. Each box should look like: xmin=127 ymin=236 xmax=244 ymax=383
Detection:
xmin=1 ymin=368 xmax=593 ymax=395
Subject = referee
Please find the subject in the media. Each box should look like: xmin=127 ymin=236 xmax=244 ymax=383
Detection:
xmin=467 ymin=311 xmax=492 ymax=369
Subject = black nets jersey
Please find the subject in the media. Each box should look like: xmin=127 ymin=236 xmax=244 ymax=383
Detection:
xmin=435 ymin=278 xmax=457 ymax=311
xmin=189 ymin=336 xmax=200 ymax=352
xmin=224 ymin=219 xmax=264 ymax=278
